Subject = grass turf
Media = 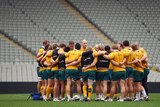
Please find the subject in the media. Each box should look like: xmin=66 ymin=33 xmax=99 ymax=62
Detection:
xmin=0 ymin=94 xmax=159 ymax=107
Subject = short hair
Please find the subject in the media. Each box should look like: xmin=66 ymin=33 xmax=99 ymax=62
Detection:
xmin=86 ymin=47 xmax=92 ymax=51
xmin=112 ymin=44 xmax=118 ymax=50
xmin=47 ymin=45 xmax=53 ymax=50
xmin=75 ymin=43 xmax=81 ymax=50
xmin=82 ymin=39 xmax=87 ymax=43
xmin=59 ymin=43 xmax=66 ymax=48
xmin=123 ymin=40 xmax=130 ymax=46
xmin=43 ymin=40 xmax=49 ymax=45
xmin=131 ymin=44 xmax=138 ymax=51
xmin=52 ymin=44 xmax=58 ymax=50
xmin=69 ymin=41 xmax=74 ymax=45
xmin=98 ymin=44 xmax=104 ymax=50
xmin=118 ymin=43 xmax=124 ymax=48
xmin=64 ymin=46 xmax=70 ymax=52
xmin=105 ymin=45 xmax=111 ymax=52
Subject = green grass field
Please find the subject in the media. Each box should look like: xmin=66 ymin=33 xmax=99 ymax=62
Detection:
xmin=0 ymin=94 xmax=159 ymax=107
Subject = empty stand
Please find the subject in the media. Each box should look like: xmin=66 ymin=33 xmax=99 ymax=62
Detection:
xmin=0 ymin=62 xmax=37 ymax=82
xmin=0 ymin=36 xmax=35 ymax=63
xmin=69 ymin=0 xmax=160 ymax=65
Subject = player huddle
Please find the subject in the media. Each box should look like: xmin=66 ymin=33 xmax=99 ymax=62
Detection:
xmin=36 ymin=39 xmax=149 ymax=102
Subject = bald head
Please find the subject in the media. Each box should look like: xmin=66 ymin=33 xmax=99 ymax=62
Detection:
xmin=81 ymin=39 xmax=87 ymax=49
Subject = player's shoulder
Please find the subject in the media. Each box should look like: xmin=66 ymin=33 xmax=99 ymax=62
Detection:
xmin=38 ymin=47 xmax=44 ymax=53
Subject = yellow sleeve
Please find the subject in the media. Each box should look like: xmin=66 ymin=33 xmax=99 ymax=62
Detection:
xmin=108 ymin=52 xmax=114 ymax=60
xmin=38 ymin=48 xmax=44 ymax=54
xmin=55 ymin=57 xmax=59 ymax=62
xmin=65 ymin=51 xmax=69 ymax=58
xmin=93 ymin=51 xmax=98 ymax=57
xmin=122 ymin=48 xmax=131 ymax=57
xmin=65 ymin=57 xmax=69 ymax=62
xmin=93 ymin=57 xmax=98 ymax=64
xmin=140 ymin=48 xmax=147 ymax=56
xmin=132 ymin=52 xmax=137 ymax=60
xmin=47 ymin=50 xmax=52 ymax=57
xmin=43 ymin=55 xmax=47 ymax=59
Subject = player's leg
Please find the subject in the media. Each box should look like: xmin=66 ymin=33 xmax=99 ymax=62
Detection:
xmin=105 ymin=81 xmax=117 ymax=101
xmin=75 ymin=79 xmax=83 ymax=100
xmin=102 ymin=80 xmax=108 ymax=99
xmin=95 ymin=80 xmax=101 ymax=101
xmin=139 ymin=71 xmax=148 ymax=100
xmin=87 ymin=71 xmax=96 ymax=101
xmin=59 ymin=69 xmax=66 ymax=101
xmin=37 ymin=67 xmax=42 ymax=93
xmin=128 ymin=77 xmax=133 ymax=100
xmin=72 ymin=69 xmax=82 ymax=100
xmin=66 ymin=78 xmax=72 ymax=101
xmin=87 ymin=79 xmax=94 ymax=101
xmin=142 ymin=68 xmax=150 ymax=96
xmin=53 ymin=70 xmax=60 ymax=101
xmin=82 ymin=72 xmax=88 ymax=100
xmin=127 ymin=67 xmax=134 ymax=100
xmin=118 ymin=71 xmax=126 ymax=102
xmin=46 ymin=78 xmax=54 ymax=100
xmin=119 ymin=79 xmax=126 ymax=101
xmin=106 ymin=81 xmax=111 ymax=98
xmin=46 ymin=69 xmax=53 ymax=100
xmin=60 ymin=80 xmax=65 ymax=100
xmin=42 ymin=69 xmax=48 ymax=100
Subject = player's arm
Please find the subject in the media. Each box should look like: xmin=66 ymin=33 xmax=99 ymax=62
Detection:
xmin=95 ymin=51 xmax=106 ymax=57
xmin=103 ymin=52 xmax=114 ymax=60
xmin=66 ymin=56 xmax=81 ymax=67
xmin=37 ymin=54 xmax=43 ymax=61
xmin=37 ymin=53 xmax=43 ymax=58
xmin=58 ymin=50 xmax=66 ymax=55
xmin=82 ymin=57 xmax=97 ymax=71
xmin=119 ymin=58 xmax=127 ymax=65
xmin=43 ymin=60 xmax=51 ymax=66
xmin=128 ymin=58 xmax=139 ymax=64
xmin=50 ymin=57 xmax=59 ymax=67
xmin=111 ymin=60 xmax=125 ymax=68
xmin=40 ymin=55 xmax=46 ymax=65
xmin=135 ymin=62 xmax=145 ymax=69
xmin=139 ymin=54 xmax=147 ymax=62
xmin=65 ymin=58 xmax=78 ymax=64
xmin=65 ymin=52 xmax=78 ymax=64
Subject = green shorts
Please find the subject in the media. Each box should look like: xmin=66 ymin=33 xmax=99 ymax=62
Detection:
xmin=134 ymin=70 xmax=144 ymax=82
xmin=108 ymin=69 xmax=113 ymax=80
xmin=96 ymin=71 xmax=110 ymax=81
xmin=47 ymin=69 xmax=54 ymax=79
xmin=42 ymin=70 xmax=48 ymax=80
xmin=52 ymin=70 xmax=59 ymax=80
xmin=78 ymin=66 xmax=82 ymax=76
xmin=59 ymin=70 xmax=66 ymax=81
xmin=126 ymin=67 xmax=134 ymax=78
xmin=143 ymin=68 xmax=150 ymax=78
xmin=37 ymin=67 xmax=43 ymax=80
xmin=65 ymin=69 xmax=80 ymax=81
xmin=112 ymin=71 xmax=126 ymax=81
xmin=82 ymin=70 xmax=96 ymax=81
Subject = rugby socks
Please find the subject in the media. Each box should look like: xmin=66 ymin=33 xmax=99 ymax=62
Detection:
xmin=51 ymin=87 xmax=54 ymax=94
xmin=114 ymin=94 xmax=118 ymax=98
xmin=141 ymin=90 xmax=147 ymax=97
xmin=82 ymin=85 xmax=87 ymax=97
xmin=40 ymin=86 xmax=44 ymax=95
xmin=136 ymin=92 xmax=140 ymax=99
xmin=46 ymin=86 xmax=51 ymax=99
xmin=106 ymin=93 xmax=110 ymax=98
xmin=88 ymin=85 xmax=93 ymax=99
